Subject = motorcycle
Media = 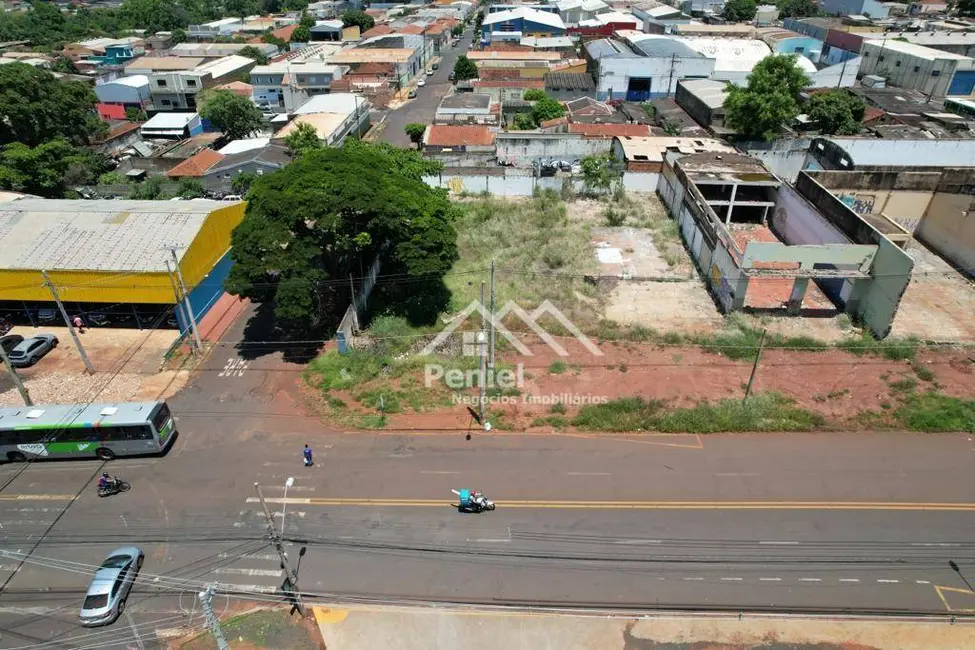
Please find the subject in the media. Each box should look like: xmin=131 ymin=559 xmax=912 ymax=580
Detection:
xmin=452 ymin=488 xmax=495 ymax=513
xmin=97 ymin=476 xmax=131 ymax=498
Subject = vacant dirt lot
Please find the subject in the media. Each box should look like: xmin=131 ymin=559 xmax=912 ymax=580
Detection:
xmin=890 ymin=243 xmax=975 ymax=341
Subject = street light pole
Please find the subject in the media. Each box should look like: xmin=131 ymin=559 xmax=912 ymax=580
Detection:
xmin=280 ymin=476 xmax=295 ymax=538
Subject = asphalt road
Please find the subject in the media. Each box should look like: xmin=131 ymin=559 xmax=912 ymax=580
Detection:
xmin=377 ymin=28 xmax=476 ymax=148
xmin=2 ymin=307 xmax=975 ymax=647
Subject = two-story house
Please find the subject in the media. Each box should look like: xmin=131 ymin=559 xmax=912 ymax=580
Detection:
xmin=130 ymin=55 xmax=256 ymax=112
xmin=250 ymin=60 xmax=348 ymax=114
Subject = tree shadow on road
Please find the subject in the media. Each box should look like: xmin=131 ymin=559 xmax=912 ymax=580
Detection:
xmin=235 ymin=301 xmax=326 ymax=364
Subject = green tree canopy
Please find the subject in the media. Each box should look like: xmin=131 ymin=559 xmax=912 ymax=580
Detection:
xmin=125 ymin=106 xmax=148 ymax=122
xmin=224 ymin=0 xmax=261 ymax=17
xmin=231 ymin=171 xmax=258 ymax=195
xmin=511 ymin=113 xmax=536 ymax=130
xmin=0 ymin=139 xmax=106 ymax=197
xmin=723 ymin=0 xmax=757 ymax=20
xmin=956 ymin=0 xmax=975 ymax=16
xmin=532 ymin=96 xmax=566 ymax=123
xmin=341 ymin=10 xmax=375 ymax=31
xmin=724 ymin=54 xmax=810 ymax=141
xmin=237 ymin=45 xmax=270 ymax=65
xmin=225 ymin=141 xmax=456 ymax=329
xmin=806 ymin=89 xmax=865 ymax=135
xmin=453 ymin=55 xmax=478 ymax=81
xmin=171 ymin=27 xmax=188 ymax=44
xmin=580 ymin=154 xmax=622 ymax=196
xmin=0 ymin=63 xmax=106 ymax=147
xmin=522 ymin=88 xmax=546 ymax=101
xmin=777 ymin=0 xmax=821 ymax=17
xmin=262 ymin=31 xmax=287 ymax=48
xmin=198 ymin=89 xmax=265 ymax=140
xmin=451 ymin=24 xmax=463 ymax=36
xmin=283 ymin=120 xmax=322 ymax=157
xmin=299 ymin=10 xmax=316 ymax=28
xmin=404 ymin=123 xmax=427 ymax=146
xmin=291 ymin=23 xmax=311 ymax=43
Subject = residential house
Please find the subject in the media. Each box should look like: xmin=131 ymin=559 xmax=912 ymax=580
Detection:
xmin=422 ymin=125 xmax=497 ymax=166
xmin=610 ymin=135 xmax=733 ymax=172
xmin=564 ymin=96 xmax=626 ymax=123
xmin=250 ymin=58 xmax=348 ymax=114
xmin=143 ymin=56 xmax=257 ymax=111
xmin=165 ymin=148 xmax=226 ymax=181
xmin=674 ymin=78 xmax=730 ymax=133
xmin=140 ymin=113 xmax=204 ymax=140
xmin=311 ymin=20 xmax=346 ymax=42
xmin=188 ymin=18 xmax=244 ymax=40
xmin=328 ymin=36 xmax=423 ymax=88
xmin=203 ymin=144 xmax=292 ymax=191
xmin=170 ymin=43 xmax=279 ymax=59
xmin=557 ymin=0 xmax=610 ymax=26
xmin=146 ymin=32 xmax=173 ymax=51
xmin=468 ymin=50 xmax=562 ymax=79
xmin=435 ymin=93 xmax=501 ymax=125
xmin=544 ymin=71 xmax=596 ymax=101
xmin=471 ymin=78 xmax=546 ymax=102
xmin=95 ymin=75 xmax=151 ymax=120
xmin=633 ymin=5 xmax=691 ymax=34
xmin=272 ymin=93 xmax=370 ymax=146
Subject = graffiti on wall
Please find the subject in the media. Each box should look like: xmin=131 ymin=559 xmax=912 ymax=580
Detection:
xmin=839 ymin=193 xmax=877 ymax=215
xmin=710 ymin=262 xmax=733 ymax=308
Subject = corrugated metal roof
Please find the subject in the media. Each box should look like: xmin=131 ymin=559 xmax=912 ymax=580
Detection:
xmin=0 ymin=199 xmax=233 ymax=272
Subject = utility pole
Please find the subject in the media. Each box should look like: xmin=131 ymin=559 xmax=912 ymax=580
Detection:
xmin=488 ymin=259 xmax=495 ymax=370
xmin=349 ymin=273 xmax=358 ymax=332
xmin=166 ymin=251 xmax=203 ymax=354
xmin=667 ymin=54 xmax=677 ymax=98
xmin=253 ymin=482 xmax=304 ymax=615
xmin=479 ymin=281 xmax=487 ymax=424
xmin=199 ymin=584 xmax=230 ymax=650
xmin=0 ymin=343 xmax=31 ymax=406
xmin=41 ymin=270 xmax=94 ymax=375
xmin=164 ymin=259 xmax=189 ymax=333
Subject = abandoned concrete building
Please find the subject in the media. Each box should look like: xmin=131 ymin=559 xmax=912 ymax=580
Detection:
xmin=658 ymin=152 xmax=915 ymax=337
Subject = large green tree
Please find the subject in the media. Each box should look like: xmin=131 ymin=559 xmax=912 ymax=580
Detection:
xmin=198 ymin=89 xmax=264 ymax=140
xmin=0 ymin=139 xmax=107 ymax=197
xmin=291 ymin=23 xmax=311 ymax=43
xmin=777 ymin=0 xmax=821 ymax=17
xmin=532 ymin=96 xmax=566 ymax=123
xmin=225 ymin=141 xmax=456 ymax=328
xmin=806 ymin=90 xmax=865 ymax=135
xmin=722 ymin=0 xmax=757 ymax=20
xmin=724 ymin=55 xmax=810 ymax=141
xmin=238 ymin=45 xmax=269 ymax=65
xmin=453 ymin=55 xmax=478 ymax=81
xmin=342 ymin=10 xmax=375 ymax=31
xmin=404 ymin=123 xmax=427 ymax=147
xmin=0 ymin=63 xmax=106 ymax=147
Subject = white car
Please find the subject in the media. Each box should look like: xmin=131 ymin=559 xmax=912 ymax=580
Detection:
xmin=417 ymin=79 xmax=426 ymax=87
xmin=426 ymin=69 xmax=434 ymax=76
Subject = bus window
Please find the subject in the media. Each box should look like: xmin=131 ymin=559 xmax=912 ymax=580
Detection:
xmin=151 ymin=404 xmax=171 ymax=433
xmin=126 ymin=426 xmax=153 ymax=441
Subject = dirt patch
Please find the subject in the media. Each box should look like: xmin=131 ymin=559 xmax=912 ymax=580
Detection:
xmin=604 ymin=281 xmax=724 ymax=334
xmin=890 ymin=242 xmax=975 ymax=341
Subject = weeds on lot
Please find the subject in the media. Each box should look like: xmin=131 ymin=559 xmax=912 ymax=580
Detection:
xmin=570 ymin=393 xmax=823 ymax=433
xmin=836 ymin=331 xmax=919 ymax=361
xmin=894 ymin=392 xmax=975 ymax=432
xmin=548 ymin=359 xmax=567 ymax=374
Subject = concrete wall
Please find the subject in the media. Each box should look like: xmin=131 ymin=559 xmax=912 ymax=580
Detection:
xmin=815 ymin=137 xmax=975 ymax=169
xmin=496 ymin=132 xmax=611 ymax=166
xmin=915 ymin=193 xmax=975 ymax=275
xmin=808 ymin=55 xmax=860 ymax=88
xmin=859 ymin=40 xmax=972 ymax=99
xmin=739 ymin=138 xmax=813 ymax=182
xmin=422 ymin=171 xmax=660 ymax=196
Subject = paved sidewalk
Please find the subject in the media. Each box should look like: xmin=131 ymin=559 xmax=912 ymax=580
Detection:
xmin=313 ymin=605 xmax=975 ymax=650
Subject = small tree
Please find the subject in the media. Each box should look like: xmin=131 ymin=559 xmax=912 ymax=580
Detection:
xmin=238 ymin=45 xmax=269 ymax=65
xmin=806 ymin=90 xmax=865 ymax=135
xmin=451 ymin=24 xmax=463 ymax=37
xmin=723 ymin=0 xmax=757 ymax=20
xmin=724 ymin=55 xmax=810 ymax=141
xmin=263 ymin=32 xmax=287 ymax=48
xmin=231 ymin=171 xmax=258 ymax=195
xmin=125 ymin=106 xmax=148 ymax=122
xmin=404 ymin=123 xmax=427 ymax=148
xmin=284 ymin=121 xmax=322 ymax=157
xmin=777 ymin=0 xmax=821 ymax=17
xmin=522 ymin=88 xmax=546 ymax=102
xmin=453 ymin=55 xmax=478 ymax=81
xmin=178 ymin=178 xmax=205 ymax=199
xmin=299 ymin=11 xmax=316 ymax=28
xmin=531 ymin=96 xmax=566 ymax=124
xmin=198 ymin=89 xmax=265 ymax=140
xmin=662 ymin=117 xmax=682 ymax=136
xmin=511 ymin=113 xmax=536 ymax=130
xmin=342 ymin=9 xmax=375 ymax=31
xmin=580 ymin=154 xmax=622 ymax=196
xmin=291 ymin=23 xmax=311 ymax=43
xmin=171 ymin=28 xmax=188 ymax=45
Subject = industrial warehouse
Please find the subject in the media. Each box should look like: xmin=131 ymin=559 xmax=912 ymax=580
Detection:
xmin=0 ymin=199 xmax=245 ymax=331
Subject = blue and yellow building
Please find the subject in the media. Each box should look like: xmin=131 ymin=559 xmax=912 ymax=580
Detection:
xmin=0 ymin=199 xmax=246 ymax=331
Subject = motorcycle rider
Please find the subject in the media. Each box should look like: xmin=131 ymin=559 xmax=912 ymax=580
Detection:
xmin=471 ymin=490 xmax=487 ymax=509
xmin=98 ymin=472 xmax=114 ymax=492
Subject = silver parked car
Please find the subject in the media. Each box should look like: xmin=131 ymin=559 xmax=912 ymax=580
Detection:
xmin=79 ymin=547 xmax=144 ymax=627
xmin=8 ymin=333 xmax=58 ymax=368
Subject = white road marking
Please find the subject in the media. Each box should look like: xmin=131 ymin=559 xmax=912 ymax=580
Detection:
xmin=799 ymin=578 xmax=822 ymax=582
xmin=246 ymin=497 xmax=311 ymax=505
xmin=759 ymin=578 xmax=782 ymax=582
xmin=683 ymin=577 xmax=704 ymax=581
xmin=720 ymin=577 xmax=743 ymax=581
xmin=218 ymin=552 xmax=280 ymax=562
xmin=714 ymin=473 xmax=759 ymax=477
xmin=910 ymin=543 xmax=960 ymax=547
xmin=0 ymin=564 xmax=21 ymax=571
xmin=466 ymin=538 xmax=510 ymax=543
xmin=420 ymin=471 xmax=461 ymax=475
xmin=214 ymin=568 xmax=283 ymax=577
xmin=215 ymin=583 xmax=278 ymax=594
xmin=613 ymin=539 xmax=662 ymax=545
xmin=877 ymin=579 xmax=900 ymax=584
xmin=759 ymin=541 xmax=799 ymax=545
xmin=916 ymin=580 xmax=931 ymax=585
xmin=0 ymin=607 xmax=56 ymax=615
xmin=218 ymin=357 xmax=249 ymax=378
xmin=839 ymin=579 xmax=860 ymax=583
xmin=266 ymin=485 xmax=317 ymax=492
xmin=567 ymin=472 xmax=612 ymax=476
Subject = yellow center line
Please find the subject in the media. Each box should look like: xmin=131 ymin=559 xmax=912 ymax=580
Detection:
xmin=244 ymin=497 xmax=975 ymax=511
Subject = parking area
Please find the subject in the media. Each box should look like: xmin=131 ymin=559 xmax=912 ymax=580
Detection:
xmin=0 ymin=325 xmax=186 ymax=407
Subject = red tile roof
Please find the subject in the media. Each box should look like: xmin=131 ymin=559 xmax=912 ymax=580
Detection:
xmin=567 ymin=123 xmax=651 ymax=138
xmin=166 ymin=148 xmax=226 ymax=178
xmin=425 ymin=125 xmax=496 ymax=147
xmin=862 ymin=106 xmax=885 ymax=123
xmin=398 ymin=25 xmax=424 ymax=35
xmin=361 ymin=25 xmax=394 ymax=39
xmin=215 ymin=80 xmax=253 ymax=97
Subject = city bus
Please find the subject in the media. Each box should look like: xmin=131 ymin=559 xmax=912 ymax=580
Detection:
xmin=0 ymin=401 xmax=177 ymax=463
